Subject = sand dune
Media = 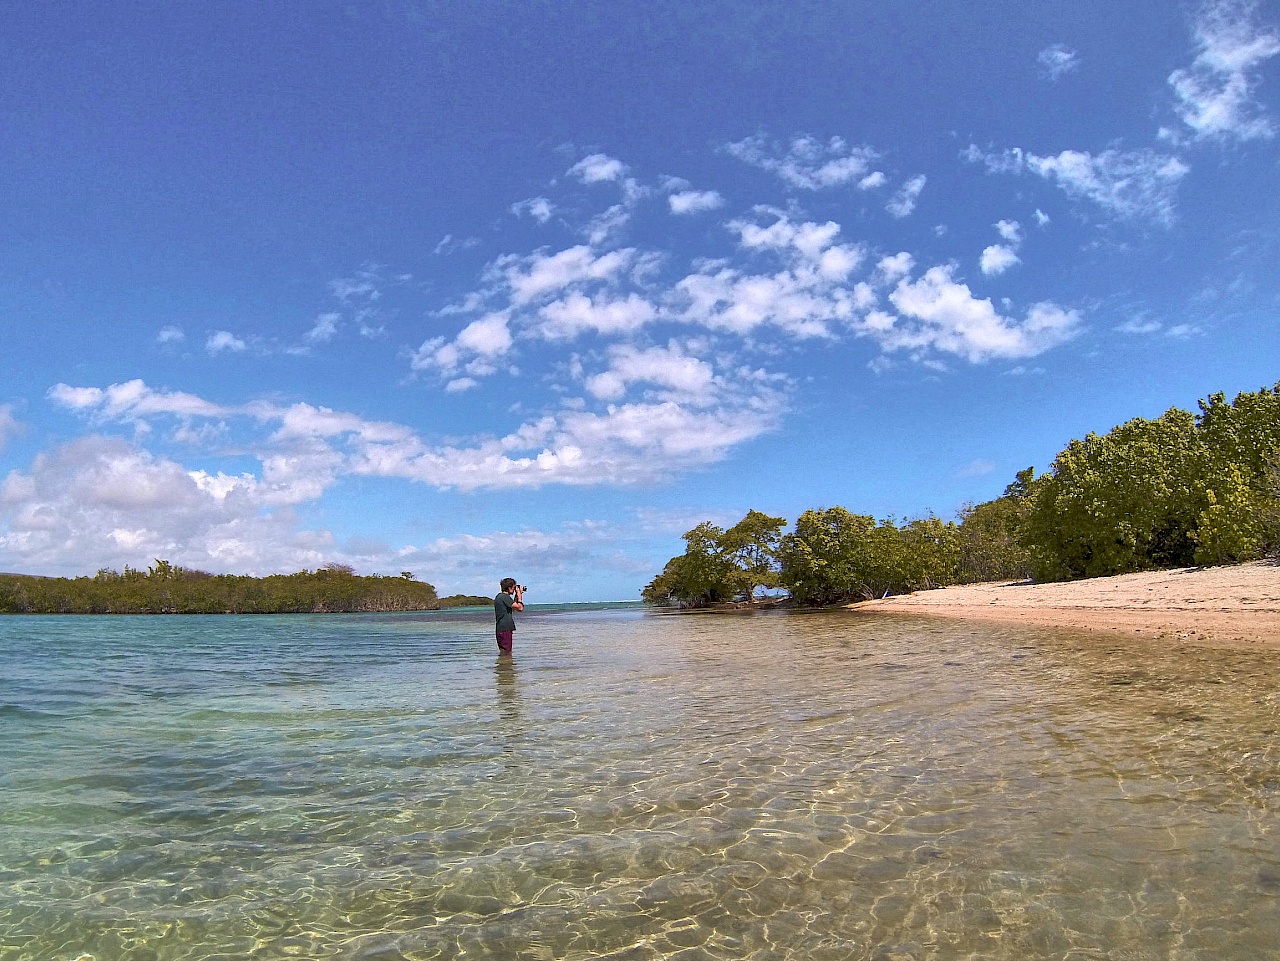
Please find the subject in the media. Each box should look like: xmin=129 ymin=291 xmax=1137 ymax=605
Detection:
xmin=859 ymin=560 xmax=1280 ymax=647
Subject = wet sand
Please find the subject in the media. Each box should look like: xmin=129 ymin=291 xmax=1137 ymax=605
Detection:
xmin=859 ymin=560 xmax=1280 ymax=646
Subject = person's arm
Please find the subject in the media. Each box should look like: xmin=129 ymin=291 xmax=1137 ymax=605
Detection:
xmin=513 ymin=586 xmax=524 ymax=611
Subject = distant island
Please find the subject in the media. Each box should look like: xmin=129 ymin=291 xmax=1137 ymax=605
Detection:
xmin=0 ymin=562 xmax=490 ymax=615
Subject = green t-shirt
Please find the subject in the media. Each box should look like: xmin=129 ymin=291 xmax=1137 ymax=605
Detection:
xmin=494 ymin=591 xmax=516 ymax=632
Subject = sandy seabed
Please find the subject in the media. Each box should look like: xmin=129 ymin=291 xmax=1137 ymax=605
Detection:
xmin=859 ymin=559 xmax=1280 ymax=647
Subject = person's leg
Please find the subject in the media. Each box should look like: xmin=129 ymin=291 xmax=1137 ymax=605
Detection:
xmin=496 ymin=630 xmax=513 ymax=655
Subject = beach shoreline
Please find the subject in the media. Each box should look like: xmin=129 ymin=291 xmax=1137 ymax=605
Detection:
xmin=856 ymin=560 xmax=1280 ymax=647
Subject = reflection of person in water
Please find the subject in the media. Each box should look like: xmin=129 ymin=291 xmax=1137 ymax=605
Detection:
xmin=493 ymin=578 xmax=524 ymax=657
xmin=494 ymin=656 xmax=520 ymax=725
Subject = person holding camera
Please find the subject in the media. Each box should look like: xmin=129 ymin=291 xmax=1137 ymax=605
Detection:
xmin=493 ymin=578 xmax=525 ymax=656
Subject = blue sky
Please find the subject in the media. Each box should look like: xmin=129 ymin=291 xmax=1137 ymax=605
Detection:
xmin=1 ymin=1 xmax=1278 ymax=600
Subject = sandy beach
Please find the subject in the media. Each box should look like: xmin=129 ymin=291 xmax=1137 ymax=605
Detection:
xmin=858 ymin=560 xmax=1280 ymax=647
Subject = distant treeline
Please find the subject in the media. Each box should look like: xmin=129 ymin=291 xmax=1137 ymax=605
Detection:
xmin=0 ymin=562 xmax=485 ymax=614
xmin=643 ymin=383 xmax=1280 ymax=608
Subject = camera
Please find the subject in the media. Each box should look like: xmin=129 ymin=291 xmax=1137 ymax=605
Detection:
xmin=518 ymin=585 xmax=529 ymax=592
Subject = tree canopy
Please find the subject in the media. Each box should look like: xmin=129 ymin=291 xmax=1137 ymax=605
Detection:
xmin=642 ymin=382 xmax=1280 ymax=607
xmin=0 ymin=562 xmax=448 ymax=614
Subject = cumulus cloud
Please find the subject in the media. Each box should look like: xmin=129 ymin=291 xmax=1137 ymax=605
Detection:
xmin=886 ymin=175 xmax=927 ymax=218
xmin=724 ymin=135 xmax=883 ymax=190
xmin=536 ymin=293 xmax=658 ymax=339
xmin=206 ymin=331 xmax=247 ymax=355
xmin=410 ymin=311 xmax=514 ymax=378
xmin=965 ymin=145 xmax=1189 ymax=223
xmin=569 ymin=153 xmax=628 ymax=184
xmin=672 ymin=212 xmax=866 ymax=338
xmin=157 ymin=325 xmax=184 ymax=344
xmin=0 ymin=428 xmax=649 ymax=585
xmin=511 ymin=196 xmax=555 ymax=223
xmin=416 ymin=154 xmax=1082 ymax=395
xmin=876 ymin=266 xmax=1082 ymax=362
xmin=583 ymin=342 xmax=717 ymax=403
xmin=668 ymin=189 xmax=725 ymax=215
xmin=1165 ymin=0 xmax=1280 ymax=142
xmin=980 ymin=245 xmax=1021 ymax=276
xmin=995 ymin=219 xmax=1023 ymax=244
xmin=45 ymin=369 xmax=786 ymax=501
xmin=1037 ymin=44 xmax=1079 ymax=79
xmin=980 ymin=220 xmax=1024 ymax=275
xmin=0 ymin=435 xmax=334 ymax=576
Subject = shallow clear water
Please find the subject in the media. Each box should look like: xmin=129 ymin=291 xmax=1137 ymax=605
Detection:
xmin=1 ymin=606 xmax=1278 ymax=960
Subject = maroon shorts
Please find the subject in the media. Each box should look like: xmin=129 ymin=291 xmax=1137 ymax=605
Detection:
xmin=496 ymin=630 xmax=513 ymax=653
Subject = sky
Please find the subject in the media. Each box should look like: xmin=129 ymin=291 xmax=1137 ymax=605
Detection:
xmin=1 ymin=0 xmax=1278 ymax=600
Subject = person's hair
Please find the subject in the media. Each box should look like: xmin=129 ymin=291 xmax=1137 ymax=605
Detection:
xmin=500 ymin=577 xmax=517 ymax=592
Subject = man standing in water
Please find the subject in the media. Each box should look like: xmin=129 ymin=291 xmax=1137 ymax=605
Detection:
xmin=494 ymin=578 xmax=524 ymax=656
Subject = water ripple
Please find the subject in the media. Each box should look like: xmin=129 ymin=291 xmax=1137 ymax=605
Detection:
xmin=1 ymin=609 xmax=1278 ymax=959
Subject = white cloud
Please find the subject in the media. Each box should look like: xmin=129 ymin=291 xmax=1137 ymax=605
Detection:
xmin=1034 ymin=208 xmax=1051 ymax=227
xmin=879 ymin=266 xmax=1082 ymax=362
xmin=0 ymin=435 xmax=336 ymax=576
xmin=886 ymin=175 xmax=927 ymax=218
xmin=511 ymin=196 xmax=555 ymax=223
xmin=499 ymin=245 xmax=638 ymax=306
xmin=724 ymin=135 xmax=882 ymax=190
xmin=585 ymin=204 xmax=631 ymax=244
xmin=206 ymin=331 xmax=247 ymax=355
xmin=569 ymin=153 xmax=628 ymax=183
xmin=673 ymin=213 xmax=867 ymax=338
xmin=306 ymin=312 xmax=340 ymax=343
xmin=536 ymin=293 xmax=658 ymax=339
xmin=583 ymin=342 xmax=716 ymax=402
xmin=875 ymin=252 xmax=915 ymax=285
xmin=968 ymin=145 xmax=1189 ymax=223
xmin=432 ymin=234 xmax=480 ymax=256
xmin=1028 ymin=149 xmax=1189 ymax=223
xmin=980 ymin=245 xmax=1021 ymax=276
xmin=410 ymin=311 xmax=514 ymax=378
xmin=995 ymin=219 xmax=1023 ymax=244
xmin=48 ymin=380 xmax=230 ymax=421
xmin=1037 ymin=44 xmax=1079 ymax=80
xmin=455 ymin=312 xmax=513 ymax=357
xmin=1166 ymin=0 xmax=1280 ymax=142
xmin=0 ymin=406 xmax=20 ymax=452
xmin=1116 ymin=317 xmax=1163 ymax=334
xmin=668 ymin=189 xmax=725 ymax=215
xmin=46 ymin=370 xmax=786 ymax=501
xmin=0 ymin=430 xmax=652 ymax=586
xmin=157 ymin=325 xmax=184 ymax=344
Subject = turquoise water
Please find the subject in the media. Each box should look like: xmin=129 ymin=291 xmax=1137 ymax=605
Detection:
xmin=2 ymin=606 xmax=1279 ymax=960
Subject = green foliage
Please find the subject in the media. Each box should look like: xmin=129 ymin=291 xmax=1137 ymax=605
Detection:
xmin=777 ymin=509 xmax=959 ymax=605
xmin=719 ymin=510 xmax=787 ymax=600
xmin=1023 ymin=384 xmax=1280 ymax=578
xmin=643 ymin=380 xmax=1280 ymax=604
xmin=640 ymin=521 xmax=741 ymax=608
xmin=438 ymin=594 xmax=492 ymax=608
xmin=0 ymin=563 xmax=441 ymax=614
xmin=955 ymin=469 xmax=1039 ymax=582
xmin=1023 ymin=409 xmax=1204 ymax=580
